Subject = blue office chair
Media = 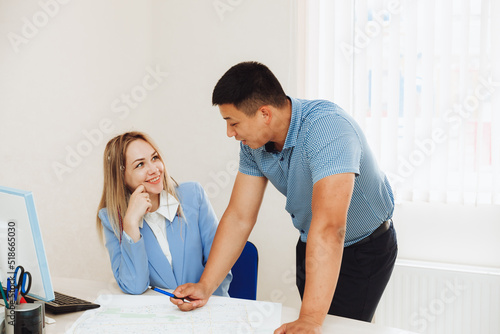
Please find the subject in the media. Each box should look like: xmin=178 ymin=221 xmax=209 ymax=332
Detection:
xmin=228 ymin=241 xmax=258 ymax=300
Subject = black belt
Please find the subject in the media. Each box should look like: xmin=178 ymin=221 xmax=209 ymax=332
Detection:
xmin=350 ymin=219 xmax=391 ymax=247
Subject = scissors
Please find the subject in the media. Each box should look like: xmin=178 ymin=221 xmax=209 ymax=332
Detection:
xmin=12 ymin=265 xmax=32 ymax=303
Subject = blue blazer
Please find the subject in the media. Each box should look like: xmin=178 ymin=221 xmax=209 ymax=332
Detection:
xmin=99 ymin=182 xmax=232 ymax=296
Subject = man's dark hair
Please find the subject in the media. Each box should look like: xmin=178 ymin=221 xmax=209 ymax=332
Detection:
xmin=212 ymin=61 xmax=288 ymax=116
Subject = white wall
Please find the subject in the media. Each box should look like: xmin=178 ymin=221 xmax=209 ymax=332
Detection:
xmin=394 ymin=202 xmax=500 ymax=268
xmin=0 ymin=0 xmax=155 ymax=280
xmin=0 ymin=0 xmax=498 ymax=312
xmin=0 ymin=0 xmax=302 ymax=308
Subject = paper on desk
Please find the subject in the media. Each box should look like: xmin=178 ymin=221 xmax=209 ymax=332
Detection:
xmin=45 ymin=315 xmax=55 ymax=324
xmin=66 ymin=294 xmax=282 ymax=334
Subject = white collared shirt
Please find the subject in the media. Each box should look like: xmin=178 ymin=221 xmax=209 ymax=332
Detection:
xmin=141 ymin=190 xmax=179 ymax=268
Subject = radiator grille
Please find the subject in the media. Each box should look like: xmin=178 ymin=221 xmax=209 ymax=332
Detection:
xmin=374 ymin=260 xmax=500 ymax=334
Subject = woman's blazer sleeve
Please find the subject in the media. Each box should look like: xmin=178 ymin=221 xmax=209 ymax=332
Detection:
xmin=99 ymin=208 xmax=150 ymax=294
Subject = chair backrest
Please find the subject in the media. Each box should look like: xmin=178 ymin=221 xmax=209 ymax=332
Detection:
xmin=228 ymin=241 xmax=258 ymax=300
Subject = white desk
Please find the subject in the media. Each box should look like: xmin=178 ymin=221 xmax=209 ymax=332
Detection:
xmin=12 ymin=277 xmax=415 ymax=334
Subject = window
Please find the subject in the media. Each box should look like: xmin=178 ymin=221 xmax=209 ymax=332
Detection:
xmin=300 ymin=0 xmax=500 ymax=205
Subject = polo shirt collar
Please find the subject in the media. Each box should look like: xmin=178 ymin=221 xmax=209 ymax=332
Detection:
xmin=283 ymin=96 xmax=302 ymax=150
xmin=260 ymin=96 xmax=302 ymax=153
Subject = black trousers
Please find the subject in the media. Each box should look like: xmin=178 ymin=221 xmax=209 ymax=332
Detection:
xmin=296 ymin=222 xmax=398 ymax=322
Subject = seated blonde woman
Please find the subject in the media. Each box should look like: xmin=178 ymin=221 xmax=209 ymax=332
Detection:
xmin=96 ymin=131 xmax=231 ymax=295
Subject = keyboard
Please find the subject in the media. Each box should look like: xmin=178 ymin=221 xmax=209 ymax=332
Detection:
xmin=4 ymin=289 xmax=100 ymax=314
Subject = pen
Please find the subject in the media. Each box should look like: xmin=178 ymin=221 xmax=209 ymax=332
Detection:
xmin=149 ymin=286 xmax=190 ymax=303
xmin=0 ymin=281 xmax=9 ymax=309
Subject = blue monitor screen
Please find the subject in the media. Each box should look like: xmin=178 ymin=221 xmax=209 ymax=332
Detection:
xmin=0 ymin=186 xmax=55 ymax=302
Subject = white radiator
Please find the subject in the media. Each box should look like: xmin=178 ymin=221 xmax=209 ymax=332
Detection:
xmin=374 ymin=260 xmax=500 ymax=334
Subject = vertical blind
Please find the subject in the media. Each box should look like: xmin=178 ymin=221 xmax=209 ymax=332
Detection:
xmin=301 ymin=0 xmax=500 ymax=205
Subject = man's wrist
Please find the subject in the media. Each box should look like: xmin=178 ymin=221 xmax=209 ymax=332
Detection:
xmin=198 ymin=275 xmax=221 ymax=296
xmin=298 ymin=308 xmax=326 ymax=326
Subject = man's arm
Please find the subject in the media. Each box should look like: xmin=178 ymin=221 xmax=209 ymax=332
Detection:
xmin=172 ymin=172 xmax=267 ymax=310
xmin=275 ymin=172 xmax=354 ymax=333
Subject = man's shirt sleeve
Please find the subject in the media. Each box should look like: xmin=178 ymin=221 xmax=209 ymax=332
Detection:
xmin=304 ymin=115 xmax=362 ymax=184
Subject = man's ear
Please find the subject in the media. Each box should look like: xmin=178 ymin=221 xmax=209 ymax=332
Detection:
xmin=259 ymin=105 xmax=272 ymax=125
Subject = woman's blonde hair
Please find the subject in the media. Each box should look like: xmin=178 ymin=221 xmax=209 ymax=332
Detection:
xmin=96 ymin=131 xmax=181 ymax=242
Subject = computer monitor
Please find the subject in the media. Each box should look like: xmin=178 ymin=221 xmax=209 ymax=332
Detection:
xmin=0 ymin=186 xmax=55 ymax=302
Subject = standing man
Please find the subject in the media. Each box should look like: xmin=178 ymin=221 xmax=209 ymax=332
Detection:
xmin=172 ymin=61 xmax=398 ymax=333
